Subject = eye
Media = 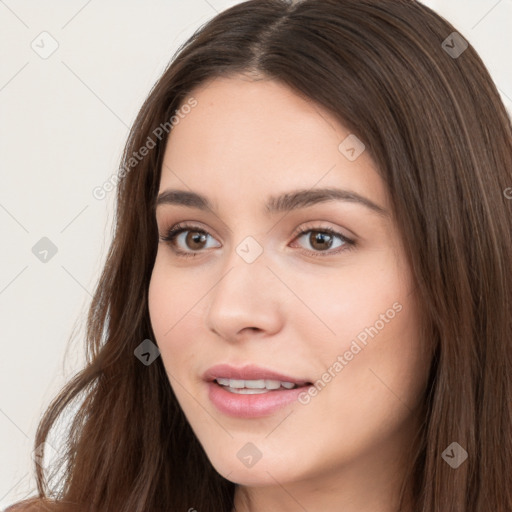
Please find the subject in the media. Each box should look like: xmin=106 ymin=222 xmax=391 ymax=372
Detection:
xmin=159 ymin=222 xmax=220 ymax=258
xmin=290 ymin=225 xmax=355 ymax=257
xmin=159 ymin=222 xmax=355 ymax=258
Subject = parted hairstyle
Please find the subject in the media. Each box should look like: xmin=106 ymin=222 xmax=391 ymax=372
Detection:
xmin=7 ymin=1 xmax=512 ymax=511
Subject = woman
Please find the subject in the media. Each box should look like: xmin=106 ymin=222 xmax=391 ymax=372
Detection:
xmin=6 ymin=0 xmax=512 ymax=511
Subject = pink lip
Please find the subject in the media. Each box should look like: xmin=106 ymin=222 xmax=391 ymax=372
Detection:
xmin=203 ymin=364 xmax=313 ymax=418
xmin=203 ymin=363 xmax=310 ymax=385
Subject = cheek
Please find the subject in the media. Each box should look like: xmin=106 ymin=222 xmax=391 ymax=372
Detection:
xmin=148 ymin=255 xmax=199 ymax=338
xmin=297 ymin=247 xmax=411 ymax=346
xmin=148 ymin=259 xmax=185 ymax=362
xmin=311 ymin=245 xmax=425 ymax=403
xmin=321 ymin=278 xmax=426 ymax=425
xmin=148 ymin=261 xmax=172 ymax=341
xmin=148 ymin=255 xmax=209 ymax=375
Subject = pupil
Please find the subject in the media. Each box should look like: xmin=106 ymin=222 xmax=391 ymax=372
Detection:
xmin=188 ymin=232 xmax=206 ymax=249
xmin=312 ymin=232 xmax=332 ymax=250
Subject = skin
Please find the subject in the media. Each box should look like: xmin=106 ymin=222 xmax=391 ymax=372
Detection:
xmin=148 ymin=74 xmax=431 ymax=512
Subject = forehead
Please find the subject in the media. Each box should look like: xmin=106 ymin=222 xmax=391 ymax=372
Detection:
xmin=159 ymin=75 xmax=386 ymax=212
xmin=165 ymin=74 xmax=344 ymax=162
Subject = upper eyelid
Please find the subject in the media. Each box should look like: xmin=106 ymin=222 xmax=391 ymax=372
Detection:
xmin=160 ymin=221 xmax=353 ymax=245
xmin=159 ymin=222 xmax=356 ymax=260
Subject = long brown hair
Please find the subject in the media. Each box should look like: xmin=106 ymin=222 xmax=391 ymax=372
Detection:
xmin=7 ymin=1 xmax=512 ymax=511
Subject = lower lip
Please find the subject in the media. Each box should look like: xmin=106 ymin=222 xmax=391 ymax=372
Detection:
xmin=207 ymin=381 xmax=311 ymax=418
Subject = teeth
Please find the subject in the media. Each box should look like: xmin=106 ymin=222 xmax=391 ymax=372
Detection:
xmin=265 ymin=380 xmax=281 ymax=390
xmin=215 ymin=378 xmax=298 ymax=390
xmin=224 ymin=387 xmax=271 ymax=394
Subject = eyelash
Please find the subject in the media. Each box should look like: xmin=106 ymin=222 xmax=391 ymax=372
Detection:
xmin=159 ymin=222 xmax=356 ymax=259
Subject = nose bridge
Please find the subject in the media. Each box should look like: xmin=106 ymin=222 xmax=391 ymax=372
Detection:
xmin=205 ymin=234 xmax=283 ymax=337
xmin=213 ymin=234 xmax=271 ymax=308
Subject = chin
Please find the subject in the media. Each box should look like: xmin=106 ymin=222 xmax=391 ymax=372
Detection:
xmin=207 ymin=448 xmax=305 ymax=486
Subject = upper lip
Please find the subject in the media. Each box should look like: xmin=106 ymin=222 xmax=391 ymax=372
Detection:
xmin=203 ymin=364 xmax=312 ymax=386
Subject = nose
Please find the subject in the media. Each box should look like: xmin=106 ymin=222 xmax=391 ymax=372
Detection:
xmin=205 ymin=247 xmax=284 ymax=343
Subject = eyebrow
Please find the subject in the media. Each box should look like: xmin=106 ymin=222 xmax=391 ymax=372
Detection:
xmin=156 ymin=187 xmax=388 ymax=217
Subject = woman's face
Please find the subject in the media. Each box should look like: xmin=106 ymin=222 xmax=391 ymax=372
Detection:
xmin=148 ymin=74 xmax=430 ymax=505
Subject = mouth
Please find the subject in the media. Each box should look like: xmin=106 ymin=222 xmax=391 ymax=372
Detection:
xmin=206 ymin=378 xmax=314 ymax=418
xmin=203 ymin=364 xmax=314 ymax=417
xmin=212 ymin=377 xmax=313 ymax=394
xmin=202 ymin=364 xmax=312 ymax=419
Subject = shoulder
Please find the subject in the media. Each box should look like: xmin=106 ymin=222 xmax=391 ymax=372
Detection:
xmin=4 ymin=499 xmax=81 ymax=512
xmin=4 ymin=499 xmax=55 ymax=512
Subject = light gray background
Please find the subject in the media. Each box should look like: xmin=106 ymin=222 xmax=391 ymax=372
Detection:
xmin=1 ymin=0 xmax=511 ymax=507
